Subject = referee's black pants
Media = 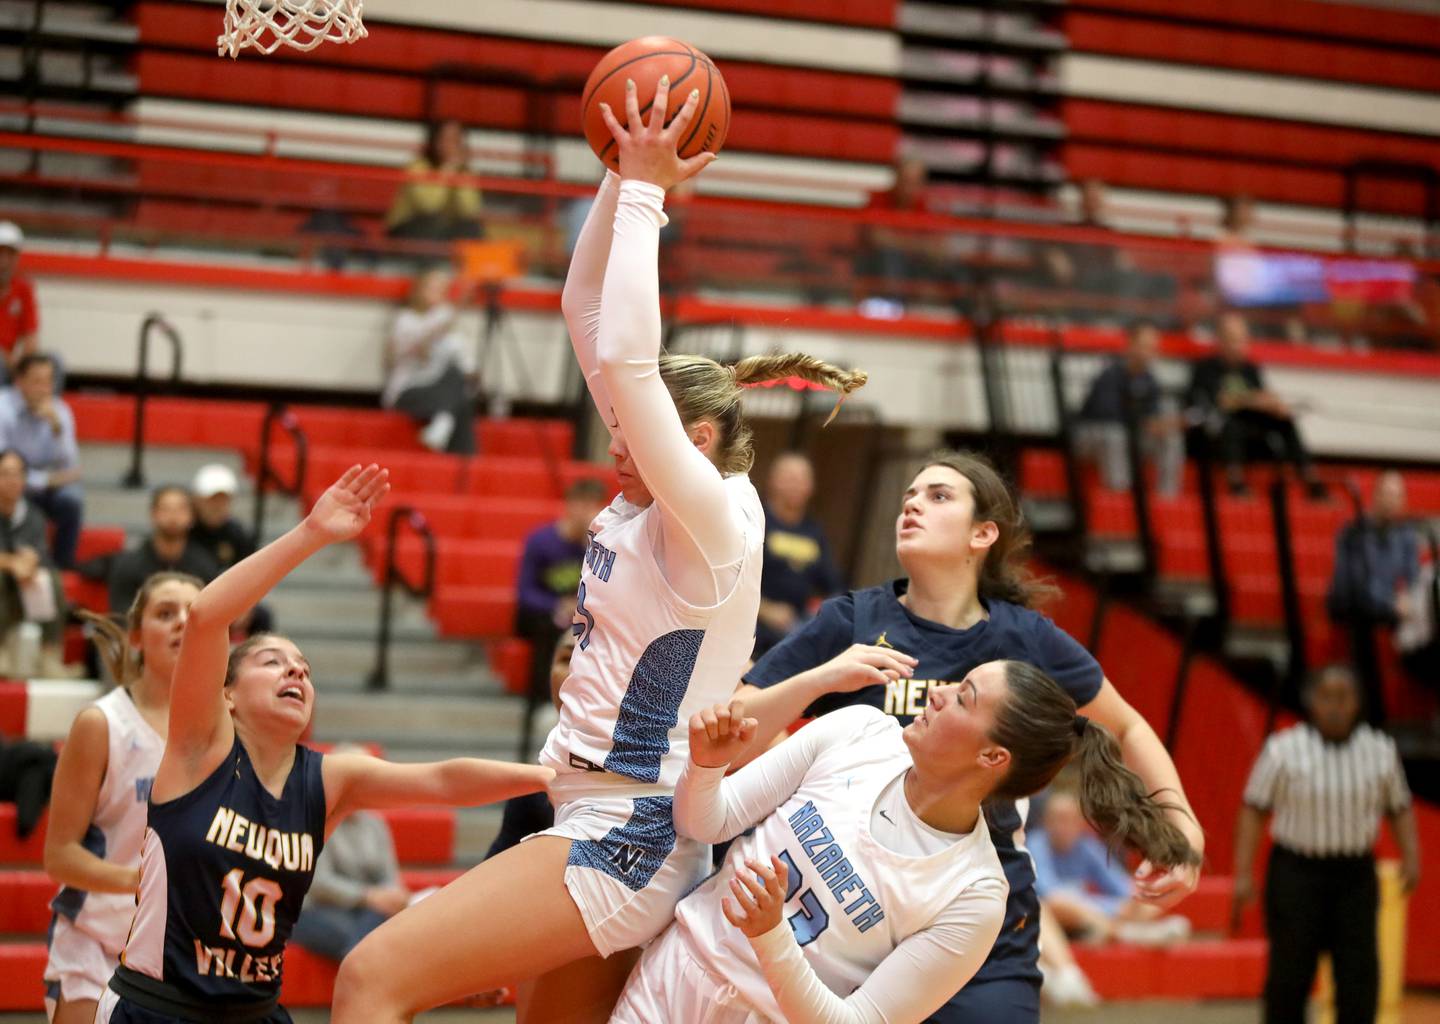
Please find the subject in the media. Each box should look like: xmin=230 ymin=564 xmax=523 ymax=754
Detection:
xmin=1263 ymin=845 xmax=1379 ymax=1024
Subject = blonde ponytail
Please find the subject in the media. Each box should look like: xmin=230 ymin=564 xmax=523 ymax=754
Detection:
xmin=78 ymin=609 xmax=138 ymax=686
xmin=659 ymin=350 xmax=866 ymax=475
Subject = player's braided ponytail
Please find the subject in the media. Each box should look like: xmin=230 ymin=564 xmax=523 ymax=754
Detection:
xmin=659 ymin=351 xmax=866 ymax=475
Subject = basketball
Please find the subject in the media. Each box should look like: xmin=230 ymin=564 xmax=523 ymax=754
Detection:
xmin=581 ymin=36 xmax=731 ymax=173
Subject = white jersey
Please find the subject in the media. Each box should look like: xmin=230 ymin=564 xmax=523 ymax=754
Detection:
xmin=541 ymin=474 xmax=764 ymax=792
xmin=669 ymin=707 xmax=1008 ymax=1023
xmin=50 ymin=688 xmax=163 ymax=952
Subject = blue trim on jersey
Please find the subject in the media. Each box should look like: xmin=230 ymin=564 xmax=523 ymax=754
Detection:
xmin=45 ymin=979 xmax=59 ymax=1002
xmin=601 ymin=629 xmax=703 ymax=783
xmin=50 ymin=823 xmax=106 ymax=920
xmin=566 ymin=796 xmax=676 ymax=893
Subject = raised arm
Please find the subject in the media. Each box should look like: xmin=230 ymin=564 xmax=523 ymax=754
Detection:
xmin=560 ymin=171 xmax=623 ymax=434
xmin=158 ymin=466 xmax=390 ymax=794
xmin=323 ymin=752 xmax=553 ymax=827
xmin=43 ymin=709 xmax=137 ymax=895
xmin=675 ymin=703 xmax=856 ymax=843
xmin=734 ymin=857 xmax=1007 ymax=1024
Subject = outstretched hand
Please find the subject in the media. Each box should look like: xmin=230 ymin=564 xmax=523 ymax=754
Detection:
xmin=304 ymin=465 xmax=390 ymax=544
xmin=722 ymin=855 xmax=789 ymax=939
xmin=598 ymin=75 xmax=717 ymax=190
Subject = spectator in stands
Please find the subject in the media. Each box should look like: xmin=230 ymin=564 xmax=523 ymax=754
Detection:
xmin=0 ymin=222 xmax=38 ymax=380
xmin=1039 ymin=180 xmax=1176 ymax=324
xmin=755 ymin=452 xmax=844 ymax=657
xmin=383 ymin=269 xmax=479 ymax=455
xmin=0 ymin=449 xmax=67 ymax=676
xmin=292 ymin=746 xmax=415 ymax=964
xmin=1217 ymin=194 xmax=1257 ymax=248
xmin=1232 ymin=664 xmax=1421 ymax=1024
xmin=1030 ymin=788 xmax=1191 ymax=947
xmin=0 ymin=354 xmax=82 ymax=568
xmin=513 ymin=478 xmax=608 ymax=754
xmin=1327 ymin=471 xmax=1419 ymax=724
xmin=1074 ymin=321 xmax=1184 ymax=498
xmin=189 ymin=463 xmax=273 ymax=635
xmin=856 ymin=156 xmax=969 ymax=315
xmin=107 ymin=485 xmax=218 ymax=615
xmin=1186 ymin=311 xmax=1324 ymax=498
xmin=386 ymin=119 xmax=484 ymax=244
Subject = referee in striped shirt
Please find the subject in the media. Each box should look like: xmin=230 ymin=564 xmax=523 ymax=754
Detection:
xmin=1232 ymin=664 xmax=1421 ymax=1024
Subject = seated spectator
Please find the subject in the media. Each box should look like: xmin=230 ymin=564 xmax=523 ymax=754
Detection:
xmin=292 ymin=745 xmax=415 ymax=963
xmin=386 ymin=119 xmax=484 ymax=244
xmin=1040 ymin=180 xmax=1175 ymax=322
xmin=0 ymin=354 xmax=82 ymax=568
xmin=383 ymin=269 xmax=479 ymax=455
xmin=756 ymin=452 xmax=844 ymax=657
xmin=107 ymin=486 xmax=219 ymax=614
xmin=1030 ymin=788 xmax=1191 ymax=947
xmin=1328 ymin=471 xmax=1419 ymax=724
xmin=1186 ymin=311 xmax=1323 ymax=497
xmin=513 ymin=479 xmax=608 ymax=754
xmin=1074 ymin=321 xmax=1184 ymax=498
xmin=0 ymin=449 xmax=68 ymax=676
xmin=189 ymin=463 xmax=274 ymax=635
xmin=856 ymin=157 xmax=969 ymax=315
xmin=0 ymin=222 xmax=38 ymax=381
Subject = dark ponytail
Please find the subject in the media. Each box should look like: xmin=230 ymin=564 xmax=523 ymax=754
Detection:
xmin=989 ymin=661 xmax=1199 ymax=870
xmin=1072 ymin=717 xmax=1199 ymax=870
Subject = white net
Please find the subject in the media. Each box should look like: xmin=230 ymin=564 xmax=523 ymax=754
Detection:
xmin=219 ymin=0 xmax=367 ymax=57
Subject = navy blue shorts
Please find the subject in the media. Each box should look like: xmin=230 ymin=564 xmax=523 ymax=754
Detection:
xmin=925 ymin=975 xmax=1041 ymax=1024
xmin=101 ymin=995 xmax=292 ymax=1024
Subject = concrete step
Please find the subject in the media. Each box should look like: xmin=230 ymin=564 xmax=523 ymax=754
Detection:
xmin=301 ymin=635 xmax=491 ymax=684
xmin=78 ymin=442 xmax=245 ymax=483
xmin=265 ymin=587 xmax=434 ymax=637
xmin=311 ymin=692 xmax=523 ymax=744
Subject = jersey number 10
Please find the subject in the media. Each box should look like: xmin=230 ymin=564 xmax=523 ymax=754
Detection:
xmin=218 ymin=869 xmax=282 ymax=947
xmin=777 ymin=850 xmax=830 ymax=946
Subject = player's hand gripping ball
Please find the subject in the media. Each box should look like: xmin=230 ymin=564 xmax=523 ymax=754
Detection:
xmin=582 ymin=36 xmax=730 ymax=175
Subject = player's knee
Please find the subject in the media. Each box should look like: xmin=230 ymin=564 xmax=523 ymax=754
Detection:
xmin=333 ymin=941 xmax=390 ymax=1012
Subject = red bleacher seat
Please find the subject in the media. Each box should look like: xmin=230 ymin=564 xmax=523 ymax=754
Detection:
xmin=1072 ymin=939 xmax=1267 ymax=1000
xmin=0 ymin=870 xmax=56 ymax=935
xmin=0 ymin=944 xmax=46 ymax=1011
xmin=376 ymin=807 xmax=455 ymax=865
xmin=490 ymin=637 xmax=533 ymax=697
xmin=0 ymin=682 xmax=26 ymax=738
xmin=430 ymin=587 xmax=516 ymax=640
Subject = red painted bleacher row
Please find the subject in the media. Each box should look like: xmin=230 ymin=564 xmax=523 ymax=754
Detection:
xmin=1022 ymin=451 xmax=1440 ymax=720
xmin=134 ymin=2 xmax=900 ymax=166
xmin=69 ymin=394 xmax=608 ymax=687
xmin=1071 ymin=0 xmax=1440 ymax=53
xmin=1065 ymin=10 xmax=1440 ymax=94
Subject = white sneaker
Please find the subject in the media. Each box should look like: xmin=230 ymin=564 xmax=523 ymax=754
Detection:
xmin=419 ymin=412 xmax=455 ymax=452
xmin=1042 ymin=963 xmax=1101 ymax=1008
xmin=1114 ymin=915 xmax=1192 ymax=947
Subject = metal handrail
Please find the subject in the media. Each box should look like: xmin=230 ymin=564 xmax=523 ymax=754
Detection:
xmin=121 ymin=313 xmax=183 ymax=488
xmin=367 ymin=506 xmax=437 ymax=691
xmin=1046 ymin=326 xmax=1088 ymax=539
xmin=251 ymin=404 xmax=309 ymax=544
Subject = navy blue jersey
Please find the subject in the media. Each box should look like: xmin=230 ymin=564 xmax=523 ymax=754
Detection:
xmin=745 ymin=580 xmax=1104 ymax=987
xmin=110 ymin=739 xmax=326 ymax=1022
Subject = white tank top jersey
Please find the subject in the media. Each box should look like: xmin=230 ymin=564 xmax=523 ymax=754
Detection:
xmin=674 ymin=708 xmax=1008 ymax=1021
xmin=50 ymin=688 xmax=164 ymax=953
xmin=541 ymin=473 xmax=765 ymax=793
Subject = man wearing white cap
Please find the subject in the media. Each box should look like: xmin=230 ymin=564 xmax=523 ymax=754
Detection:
xmin=190 ymin=463 xmax=272 ymax=634
xmin=0 ymin=222 xmax=38 ymax=378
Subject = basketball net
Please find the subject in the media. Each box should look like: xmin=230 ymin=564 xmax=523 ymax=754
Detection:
xmin=219 ymin=0 xmax=367 ymax=57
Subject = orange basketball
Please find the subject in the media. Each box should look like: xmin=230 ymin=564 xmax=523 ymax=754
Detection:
xmin=581 ymin=36 xmax=731 ymax=174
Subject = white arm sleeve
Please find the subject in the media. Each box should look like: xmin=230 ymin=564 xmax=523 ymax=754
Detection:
xmin=747 ymin=877 xmax=1009 ymax=1024
xmin=596 ymin=180 xmax=742 ymax=568
xmin=673 ymin=711 xmax=853 ymax=844
xmin=560 ymin=171 xmax=623 ymax=435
